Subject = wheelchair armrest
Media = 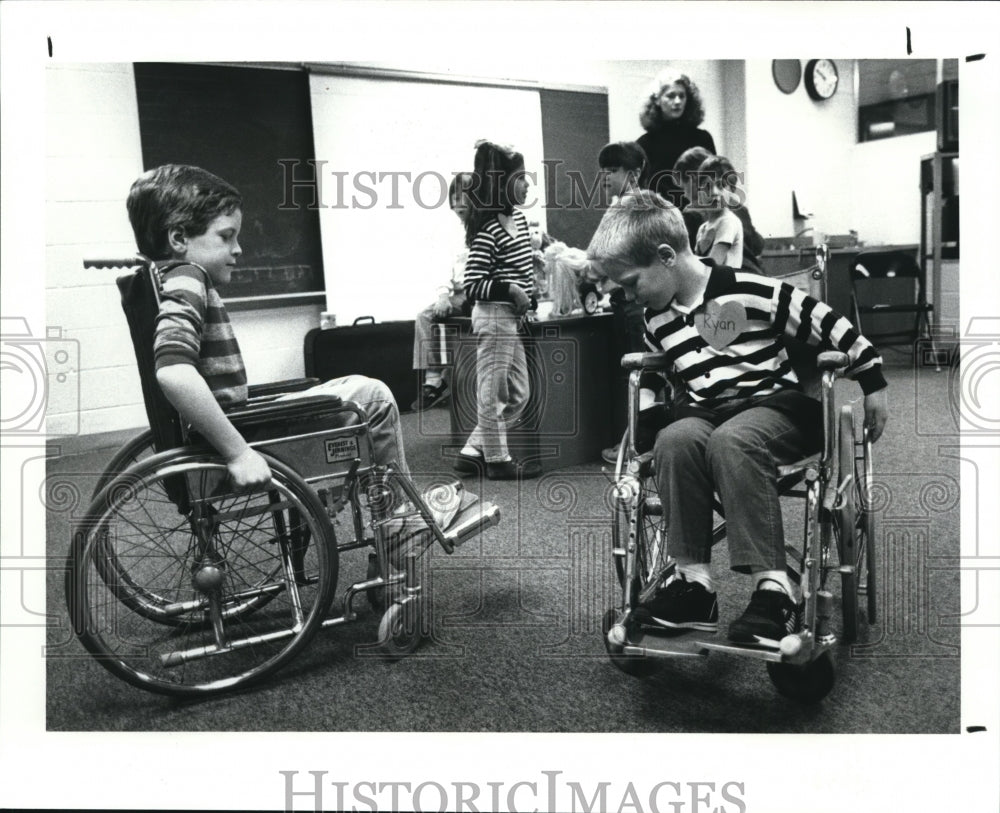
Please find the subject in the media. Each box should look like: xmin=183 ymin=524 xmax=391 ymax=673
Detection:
xmin=247 ymin=377 xmax=321 ymax=399
xmin=816 ymin=351 xmax=849 ymax=372
xmin=622 ymin=352 xmax=669 ymax=371
xmin=225 ymin=394 xmax=366 ymax=430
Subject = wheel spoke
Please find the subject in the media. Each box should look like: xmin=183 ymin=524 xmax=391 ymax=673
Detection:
xmin=69 ymin=455 xmax=337 ymax=696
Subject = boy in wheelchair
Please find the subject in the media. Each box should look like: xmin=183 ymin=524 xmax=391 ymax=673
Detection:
xmin=129 ymin=164 xmax=417 ymax=532
xmin=588 ymin=190 xmax=888 ymax=645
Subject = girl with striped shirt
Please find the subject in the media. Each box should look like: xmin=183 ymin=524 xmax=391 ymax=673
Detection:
xmin=453 ymin=141 xmax=540 ymax=481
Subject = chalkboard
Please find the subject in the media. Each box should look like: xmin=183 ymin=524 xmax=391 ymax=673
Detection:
xmin=133 ymin=63 xmax=324 ymax=300
xmin=539 ymin=88 xmax=610 ymax=252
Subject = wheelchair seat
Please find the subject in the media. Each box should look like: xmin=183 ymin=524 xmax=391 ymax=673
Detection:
xmin=115 ymin=259 xmax=369 ymax=483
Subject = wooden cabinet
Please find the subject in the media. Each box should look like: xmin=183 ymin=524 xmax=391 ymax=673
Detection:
xmin=441 ymin=314 xmax=618 ymax=471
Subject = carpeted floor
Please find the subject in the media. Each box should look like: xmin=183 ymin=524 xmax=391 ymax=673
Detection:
xmin=45 ymin=354 xmax=961 ymax=732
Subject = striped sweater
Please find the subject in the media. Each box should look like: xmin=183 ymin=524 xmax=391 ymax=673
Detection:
xmin=463 ymin=209 xmax=535 ymax=303
xmin=644 ymin=262 xmax=886 ymax=409
xmin=153 ymin=263 xmax=248 ymax=409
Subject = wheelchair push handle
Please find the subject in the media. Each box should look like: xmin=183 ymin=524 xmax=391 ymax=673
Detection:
xmin=621 ymin=352 xmax=669 ymax=371
xmin=84 ymin=257 xmax=148 ymax=271
xmin=816 ymin=351 xmax=849 ymax=372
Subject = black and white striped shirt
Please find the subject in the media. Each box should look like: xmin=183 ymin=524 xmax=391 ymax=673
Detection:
xmin=463 ymin=209 xmax=535 ymax=303
xmin=644 ymin=262 xmax=886 ymax=408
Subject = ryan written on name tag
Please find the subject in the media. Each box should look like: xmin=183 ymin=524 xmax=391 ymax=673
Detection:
xmin=694 ymin=300 xmax=748 ymax=350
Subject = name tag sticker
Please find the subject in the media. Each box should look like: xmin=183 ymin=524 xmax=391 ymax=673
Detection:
xmin=325 ymin=436 xmax=359 ymax=464
xmin=694 ymin=300 xmax=748 ymax=350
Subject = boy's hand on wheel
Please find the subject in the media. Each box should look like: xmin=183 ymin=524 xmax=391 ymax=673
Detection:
xmin=227 ymin=447 xmax=272 ymax=490
xmin=863 ymin=389 xmax=888 ymax=443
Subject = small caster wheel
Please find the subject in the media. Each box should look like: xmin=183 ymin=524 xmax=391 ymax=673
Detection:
xmin=378 ymin=599 xmax=424 ymax=658
xmin=366 ymin=553 xmax=386 ymax=612
xmin=602 ymin=608 xmax=661 ymax=677
xmin=766 ymin=650 xmax=835 ymax=703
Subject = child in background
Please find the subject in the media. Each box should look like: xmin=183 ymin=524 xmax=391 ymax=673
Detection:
xmin=587 ymin=190 xmax=888 ymax=644
xmin=672 ymin=146 xmax=713 ymax=250
xmin=135 ymin=164 xmax=412 ymax=501
xmin=686 ymin=153 xmax=765 ymax=273
xmin=454 ymin=140 xmax=541 ymax=481
xmin=411 ymin=172 xmax=474 ymax=411
xmin=598 ymin=141 xmax=649 ymax=205
xmin=692 ymin=154 xmax=745 ymax=268
xmin=597 ymin=141 xmax=651 ymax=464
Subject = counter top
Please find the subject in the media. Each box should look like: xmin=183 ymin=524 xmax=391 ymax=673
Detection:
xmin=761 ymin=243 xmax=917 ymax=258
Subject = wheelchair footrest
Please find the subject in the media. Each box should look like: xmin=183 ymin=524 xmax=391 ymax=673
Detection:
xmin=622 ymin=630 xmax=711 ymax=659
xmin=443 ymin=499 xmax=501 ymax=550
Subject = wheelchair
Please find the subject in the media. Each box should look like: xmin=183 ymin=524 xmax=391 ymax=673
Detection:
xmin=602 ymin=246 xmax=877 ymax=703
xmin=65 ymin=258 xmax=501 ymax=697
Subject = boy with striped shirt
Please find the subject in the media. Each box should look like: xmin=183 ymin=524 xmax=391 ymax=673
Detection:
xmin=587 ymin=190 xmax=889 ymax=645
xmin=130 ymin=164 xmax=410 ymax=494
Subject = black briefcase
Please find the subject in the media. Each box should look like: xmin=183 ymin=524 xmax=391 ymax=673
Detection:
xmin=303 ymin=316 xmax=419 ymax=412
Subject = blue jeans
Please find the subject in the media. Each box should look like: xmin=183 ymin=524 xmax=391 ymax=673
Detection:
xmin=466 ymin=302 xmax=529 ymax=463
xmin=277 ymin=374 xmax=409 ymax=477
xmin=651 ymin=400 xmax=819 ymax=573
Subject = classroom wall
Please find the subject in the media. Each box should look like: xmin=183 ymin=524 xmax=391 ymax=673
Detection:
xmin=44 ymin=58 xmax=951 ymax=438
xmin=741 ymin=60 xmax=857 ymax=241
xmin=739 ymin=59 xmax=936 ymax=248
xmin=45 ymin=58 xmax=724 ymax=438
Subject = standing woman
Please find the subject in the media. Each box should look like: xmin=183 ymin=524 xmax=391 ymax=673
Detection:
xmin=454 ymin=140 xmax=541 ymax=481
xmin=637 ymin=71 xmax=717 ymax=205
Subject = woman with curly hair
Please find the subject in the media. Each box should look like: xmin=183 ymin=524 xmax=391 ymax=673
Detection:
xmin=637 ymin=70 xmax=717 ymax=204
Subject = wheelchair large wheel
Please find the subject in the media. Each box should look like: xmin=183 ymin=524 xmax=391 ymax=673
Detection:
xmin=837 ymin=406 xmax=877 ymax=642
xmin=611 ymin=435 xmax=669 ymax=603
xmin=92 ymin=429 xmax=155 ymax=498
xmin=66 ymin=451 xmax=337 ymax=697
xmin=88 ymin=450 xmax=310 ymax=627
xmin=860 ymin=425 xmax=878 ymax=623
xmin=766 ymin=651 xmax=835 ymax=703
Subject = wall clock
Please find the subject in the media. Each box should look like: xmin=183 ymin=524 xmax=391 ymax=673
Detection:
xmin=804 ymin=59 xmax=839 ymax=101
xmin=772 ymin=60 xmax=802 ymax=95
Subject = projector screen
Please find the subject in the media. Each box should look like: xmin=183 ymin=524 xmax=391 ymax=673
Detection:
xmin=309 ymin=72 xmax=548 ymax=324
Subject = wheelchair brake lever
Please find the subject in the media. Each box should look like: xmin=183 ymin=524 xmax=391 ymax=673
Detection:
xmin=833 ymin=473 xmax=854 ymax=510
xmin=328 ymin=458 xmax=361 ymax=514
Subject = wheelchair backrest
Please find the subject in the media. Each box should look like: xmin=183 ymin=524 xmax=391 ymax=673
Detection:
xmin=116 ymin=260 xmax=187 ymax=453
xmin=772 ymin=250 xmax=830 ymax=399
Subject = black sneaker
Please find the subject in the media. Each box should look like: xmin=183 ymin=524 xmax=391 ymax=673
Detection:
xmin=411 ymin=382 xmax=448 ymax=411
xmin=485 ymin=458 xmax=542 ymax=480
xmin=452 ymin=450 xmax=483 ymax=475
xmin=728 ymin=587 xmax=803 ymax=645
xmin=601 ymin=443 xmax=621 ymax=465
xmin=633 ymin=574 xmax=719 ymax=633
